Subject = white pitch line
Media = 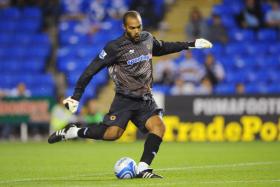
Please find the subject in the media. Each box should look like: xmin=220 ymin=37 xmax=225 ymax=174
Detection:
xmin=157 ymin=160 xmax=280 ymax=171
xmin=0 ymin=161 xmax=279 ymax=185
xmin=0 ymin=172 xmax=112 ymax=184
xmin=105 ymin=179 xmax=280 ymax=187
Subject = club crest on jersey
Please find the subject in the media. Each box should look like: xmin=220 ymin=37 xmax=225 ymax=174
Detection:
xmin=127 ymin=54 xmax=152 ymax=65
xmin=99 ymin=50 xmax=107 ymax=59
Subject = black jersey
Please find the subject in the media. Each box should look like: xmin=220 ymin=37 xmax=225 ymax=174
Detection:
xmin=72 ymin=31 xmax=195 ymax=100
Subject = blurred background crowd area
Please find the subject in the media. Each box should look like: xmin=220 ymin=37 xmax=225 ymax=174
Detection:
xmin=0 ymin=0 xmax=280 ymax=139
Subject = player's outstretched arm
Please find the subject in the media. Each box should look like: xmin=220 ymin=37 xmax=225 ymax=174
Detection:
xmin=152 ymin=37 xmax=212 ymax=56
xmin=63 ymin=43 xmax=117 ymax=113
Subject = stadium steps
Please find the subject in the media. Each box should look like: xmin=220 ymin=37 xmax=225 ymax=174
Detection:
xmin=153 ymin=0 xmax=220 ymax=41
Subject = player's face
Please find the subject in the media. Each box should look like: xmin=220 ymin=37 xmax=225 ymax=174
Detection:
xmin=124 ymin=16 xmax=142 ymax=42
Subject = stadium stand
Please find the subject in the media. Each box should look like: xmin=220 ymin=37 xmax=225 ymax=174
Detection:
xmin=155 ymin=0 xmax=280 ymax=95
xmin=1 ymin=0 xmax=279 ymax=98
xmin=57 ymin=0 xmax=166 ymax=105
xmin=0 ymin=6 xmax=54 ymax=97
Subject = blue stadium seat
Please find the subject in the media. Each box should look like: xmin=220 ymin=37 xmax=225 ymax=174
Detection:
xmin=57 ymin=46 xmax=77 ymax=59
xmin=222 ymin=0 xmax=243 ymax=7
xmin=153 ymin=0 xmax=165 ymax=18
xmin=233 ymin=57 xmax=255 ymax=69
xmin=225 ymin=43 xmax=246 ymax=56
xmin=257 ymin=56 xmax=280 ymax=68
xmin=18 ymin=20 xmax=41 ymax=33
xmin=0 ymin=21 xmax=17 ymax=32
xmin=214 ymin=83 xmax=235 ymax=94
xmin=0 ymin=74 xmax=17 ymax=88
xmin=66 ymin=73 xmax=80 ymax=87
xmin=10 ymin=46 xmax=26 ymax=57
xmin=59 ymin=21 xmax=79 ymax=33
xmin=21 ymin=61 xmax=45 ymax=72
xmin=267 ymin=84 xmax=280 ymax=93
xmin=219 ymin=57 xmax=235 ymax=71
xmin=245 ymin=71 xmax=258 ymax=83
xmin=225 ymin=71 xmax=247 ymax=83
xmin=245 ymin=83 xmax=268 ymax=94
xmin=91 ymin=31 xmax=112 ymax=45
xmin=31 ymin=34 xmax=50 ymax=46
xmin=152 ymin=85 xmax=171 ymax=95
xmin=22 ymin=7 xmax=42 ymax=20
xmin=25 ymin=46 xmax=50 ymax=58
xmin=0 ymin=61 xmax=21 ymax=73
xmin=77 ymin=45 xmax=99 ymax=59
xmin=57 ymin=57 xmax=87 ymax=72
xmin=267 ymin=70 xmax=279 ymax=83
xmin=60 ymin=33 xmax=88 ymax=45
xmin=268 ymin=43 xmax=280 ymax=54
xmin=0 ymin=7 xmax=21 ymax=20
xmin=229 ymin=29 xmax=255 ymax=42
xmin=212 ymin=4 xmax=232 ymax=15
xmin=257 ymin=29 xmax=277 ymax=41
xmin=31 ymin=86 xmax=54 ymax=97
xmin=261 ymin=3 xmax=272 ymax=15
xmin=244 ymin=43 xmax=268 ymax=56
xmin=0 ymin=33 xmax=12 ymax=45
xmin=202 ymin=43 xmax=224 ymax=56
xmin=14 ymin=34 xmax=33 ymax=45
xmin=37 ymin=74 xmax=54 ymax=86
xmin=221 ymin=15 xmax=237 ymax=28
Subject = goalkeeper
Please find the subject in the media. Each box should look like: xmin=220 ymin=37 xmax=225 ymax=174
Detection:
xmin=48 ymin=10 xmax=212 ymax=178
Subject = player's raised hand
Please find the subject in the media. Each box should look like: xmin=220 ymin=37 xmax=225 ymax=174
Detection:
xmin=194 ymin=38 xmax=213 ymax=48
xmin=63 ymin=96 xmax=79 ymax=113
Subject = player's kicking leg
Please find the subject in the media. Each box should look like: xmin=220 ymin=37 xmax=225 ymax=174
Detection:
xmin=48 ymin=123 xmax=124 ymax=143
xmin=136 ymin=115 xmax=165 ymax=178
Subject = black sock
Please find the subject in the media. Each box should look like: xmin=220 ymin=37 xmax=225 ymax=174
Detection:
xmin=77 ymin=123 xmax=107 ymax=140
xmin=140 ymin=133 xmax=162 ymax=165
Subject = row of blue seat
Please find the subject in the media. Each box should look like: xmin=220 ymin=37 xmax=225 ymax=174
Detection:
xmin=0 ymin=74 xmax=54 ymax=95
xmin=0 ymin=7 xmax=42 ymax=19
xmin=0 ymin=20 xmax=41 ymax=33
xmin=2 ymin=85 xmax=55 ymax=97
xmin=224 ymin=70 xmax=279 ymax=83
xmin=215 ymin=83 xmax=280 ymax=94
xmin=229 ymin=29 xmax=280 ymax=41
xmin=0 ymin=33 xmax=49 ymax=45
xmin=0 ymin=61 xmax=45 ymax=73
xmin=0 ymin=74 xmax=53 ymax=83
xmin=0 ymin=46 xmax=50 ymax=58
xmin=0 ymin=7 xmax=52 ymax=97
xmin=59 ymin=29 xmax=123 ymax=46
xmin=153 ymin=83 xmax=280 ymax=95
xmin=213 ymin=0 xmax=271 ymax=16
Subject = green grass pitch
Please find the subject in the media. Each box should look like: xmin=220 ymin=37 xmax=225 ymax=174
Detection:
xmin=0 ymin=141 xmax=280 ymax=187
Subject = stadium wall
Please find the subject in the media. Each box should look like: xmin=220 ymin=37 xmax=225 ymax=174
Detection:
xmin=1 ymin=96 xmax=279 ymax=142
xmin=120 ymin=95 xmax=280 ymax=142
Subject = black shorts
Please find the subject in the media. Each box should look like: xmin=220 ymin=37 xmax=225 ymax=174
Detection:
xmin=103 ymin=93 xmax=163 ymax=133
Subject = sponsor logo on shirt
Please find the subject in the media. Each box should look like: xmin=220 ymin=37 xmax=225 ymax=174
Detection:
xmin=99 ymin=50 xmax=107 ymax=59
xmin=127 ymin=54 xmax=152 ymax=65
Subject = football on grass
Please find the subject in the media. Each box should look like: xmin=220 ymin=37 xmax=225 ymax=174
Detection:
xmin=114 ymin=157 xmax=137 ymax=179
